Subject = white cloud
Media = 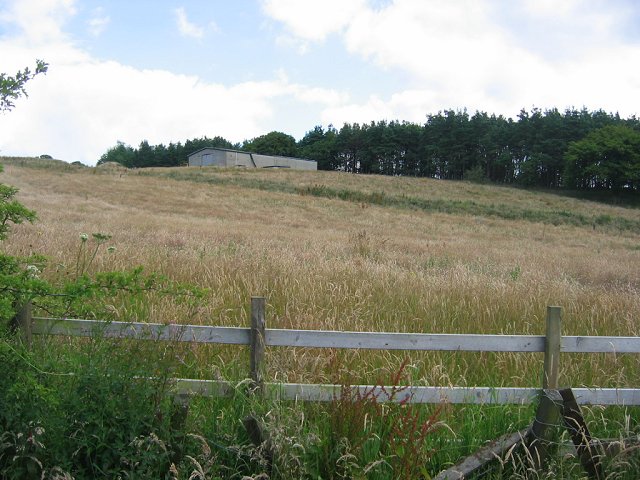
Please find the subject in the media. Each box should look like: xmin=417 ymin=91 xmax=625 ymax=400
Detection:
xmin=273 ymin=69 xmax=347 ymax=105
xmin=343 ymin=2 xmax=513 ymax=82
xmin=522 ymin=0 xmax=583 ymax=16
xmin=261 ymin=0 xmax=367 ymax=41
xmin=87 ymin=7 xmax=109 ymax=37
xmin=208 ymin=20 xmax=221 ymax=34
xmin=261 ymin=0 xmax=367 ymax=50
xmin=0 ymin=0 xmax=76 ymax=45
xmin=174 ymin=7 xmax=204 ymax=39
xmin=0 ymin=1 xmax=347 ymax=164
xmin=264 ymin=0 xmax=640 ymax=122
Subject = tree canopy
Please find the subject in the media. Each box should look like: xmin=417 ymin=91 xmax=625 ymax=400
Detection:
xmin=98 ymin=136 xmax=235 ymax=168
xmin=564 ymin=125 xmax=640 ymax=190
xmin=98 ymin=107 xmax=640 ymax=192
xmin=242 ymin=131 xmax=297 ymax=157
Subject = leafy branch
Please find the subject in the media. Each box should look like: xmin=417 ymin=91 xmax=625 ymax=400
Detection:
xmin=0 ymin=59 xmax=48 ymax=112
xmin=0 ymin=182 xmax=37 ymax=240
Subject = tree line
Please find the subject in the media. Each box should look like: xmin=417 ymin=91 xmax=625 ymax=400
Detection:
xmin=98 ymin=107 xmax=640 ymax=191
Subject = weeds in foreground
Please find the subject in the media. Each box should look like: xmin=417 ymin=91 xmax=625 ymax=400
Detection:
xmin=312 ymin=358 xmax=443 ymax=479
xmin=3 ymin=327 xmax=639 ymax=479
xmin=0 ymin=422 xmax=49 ymax=479
xmin=74 ymin=232 xmax=112 ymax=278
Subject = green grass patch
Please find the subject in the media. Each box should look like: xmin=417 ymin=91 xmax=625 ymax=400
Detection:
xmin=139 ymin=169 xmax=640 ymax=233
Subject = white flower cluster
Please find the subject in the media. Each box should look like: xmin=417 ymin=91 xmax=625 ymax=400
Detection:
xmin=26 ymin=264 xmax=40 ymax=278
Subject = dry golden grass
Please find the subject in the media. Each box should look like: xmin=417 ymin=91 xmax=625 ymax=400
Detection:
xmin=148 ymin=164 xmax=640 ymax=222
xmin=2 ymin=158 xmax=639 ymax=389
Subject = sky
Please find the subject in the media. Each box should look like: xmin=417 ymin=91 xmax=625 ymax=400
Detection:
xmin=1 ymin=0 xmax=639 ymax=165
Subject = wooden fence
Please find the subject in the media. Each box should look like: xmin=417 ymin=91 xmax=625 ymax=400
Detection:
xmin=15 ymin=297 xmax=640 ymax=478
xmin=18 ymin=297 xmax=640 ymax=406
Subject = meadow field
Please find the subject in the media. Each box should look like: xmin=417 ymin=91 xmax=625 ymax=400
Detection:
xmin=2 ymin=156 xmax=639 ymax=478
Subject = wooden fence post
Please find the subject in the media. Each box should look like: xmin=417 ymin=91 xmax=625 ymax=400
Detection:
xmin=529 ymin=389 xmax=562 ymax=469
xmin=559 ymin=388 xmax=604 ymax=479
xmin=527 ymin=306 xmax=563 ymax=469
xmin=543 ymin=306 xmax=562 ymax=390
xmin=12 ymin=301 xmax=33 ymax=348
xmin=246 ymin=297 xmax=273 ymax=470
xmin=250 ymin=296 xmax=266 ymax=393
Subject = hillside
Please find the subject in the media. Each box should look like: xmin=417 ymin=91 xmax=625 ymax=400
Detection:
xmin=2 ymin=156 xmax=640 ymax=477
xmin=3 ymin=155 xmax=638 ymax=373
xmin=2 ymin=155 xmax=640 ymax=333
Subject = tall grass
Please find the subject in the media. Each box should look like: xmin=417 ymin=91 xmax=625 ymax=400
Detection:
xmin=1 ymin=157 xmax=639 ymax=477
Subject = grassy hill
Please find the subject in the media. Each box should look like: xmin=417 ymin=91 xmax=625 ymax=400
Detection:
xmin=3 ymin=154 xmax=639 ymax=385
xmin=2 ymin=156 xmax=639 ymax=477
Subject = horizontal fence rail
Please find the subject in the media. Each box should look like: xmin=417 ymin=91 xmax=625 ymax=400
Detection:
xmin=32 ymin=317 xmax=640 ymax=354
xmin=32 ymin=318 xmax=252 ymax=345
xmin=27 ymin=301 xmax=640 ymax=406
xmin=171 ymin=379 xmax=640 ymax=406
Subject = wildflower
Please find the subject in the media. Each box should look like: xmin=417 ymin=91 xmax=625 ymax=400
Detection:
xmin=107 ymin=246 xmax=116 ymax=253
xmin=92 ymin=232 xmax=112 ymax=243
xmin=26 ymin=265 xmax=40 ymax=278
xmin=80 ymin=233 xmax=88 ymax=242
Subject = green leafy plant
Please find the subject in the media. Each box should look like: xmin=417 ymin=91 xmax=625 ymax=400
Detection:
xmin=509 ymin=265 xmax=522 ymax=281
xmin=0 ymin=422 xmax=47 ymax=479
xmin=0 ymin=251 xmax=50 ymax=327
xmin=0 ymin=177 xmax=37 ymax=241
xmin=464 ymin=164 xmax=488 ymax=184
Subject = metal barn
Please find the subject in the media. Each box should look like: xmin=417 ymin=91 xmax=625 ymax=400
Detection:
xmin=187 ymin=147 xmax=317 ymax=171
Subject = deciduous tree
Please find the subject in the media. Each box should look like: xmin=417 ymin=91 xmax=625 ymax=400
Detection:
xmin=243 ymin=131 xmax=298 ymax=157
xmin=564 ymin=125 xmax=640 ymax=190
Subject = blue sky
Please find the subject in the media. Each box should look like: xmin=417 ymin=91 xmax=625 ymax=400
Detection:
xmin=1 ymin=0 xmax=639 ymax=165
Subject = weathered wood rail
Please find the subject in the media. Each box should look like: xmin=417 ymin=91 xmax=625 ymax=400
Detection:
xmin=22 ymin=300 xmax=640 ymax=406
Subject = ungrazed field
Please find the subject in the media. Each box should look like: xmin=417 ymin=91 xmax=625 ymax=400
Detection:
xmin=3 ymin=157 xmax=639 ymax=392
xmin=4 ymin=157 xmax=640 ymax=477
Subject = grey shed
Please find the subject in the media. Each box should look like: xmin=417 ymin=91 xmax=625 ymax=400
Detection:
xmin=187 ymin=147 xmax=317 ymax=171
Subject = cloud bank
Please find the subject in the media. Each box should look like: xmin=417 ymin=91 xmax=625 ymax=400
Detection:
xmin=0 ymin=0 xmax=342 ymax=164
xmin=1 ymin=0 xmax=638 ymax=165
xmin=264 ymin=0 xmax=640 ymax=126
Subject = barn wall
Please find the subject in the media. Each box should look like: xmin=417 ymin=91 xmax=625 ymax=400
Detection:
xmin=189 ymin=150 xmax=228 ymax=167
xmin=188 ymin=148 xmax=317 ymax=170
xmin=252 ymin=154 xmax=317 ymax=170
xmin=187 ymin=150 xmax=206 ymax=167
